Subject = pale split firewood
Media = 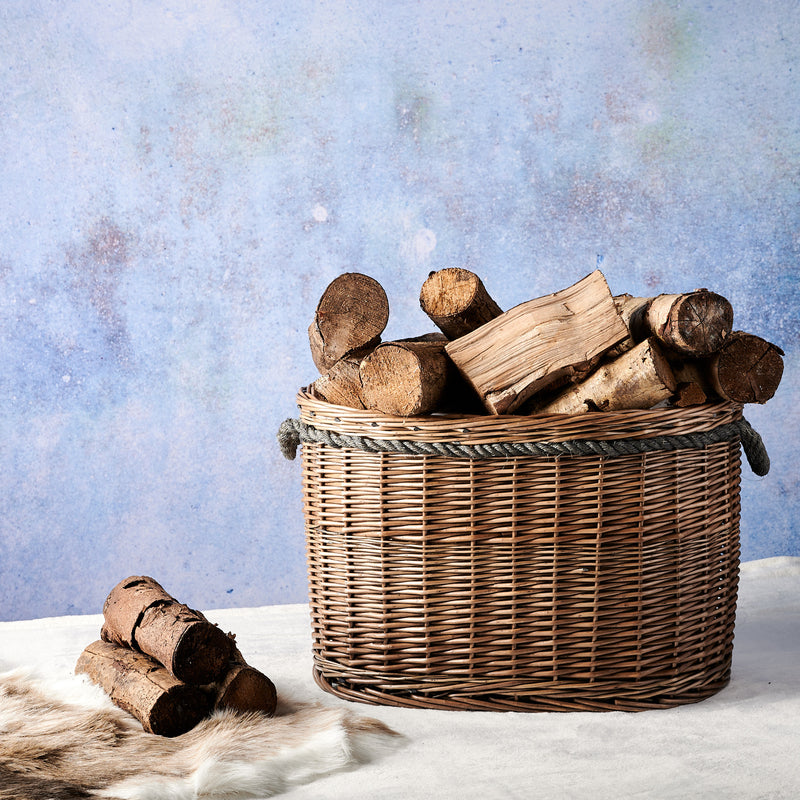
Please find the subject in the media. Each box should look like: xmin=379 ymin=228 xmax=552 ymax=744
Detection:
xmin=445 ymin=270 xmax=629 ymax=414
xmin=308 ymin=273 xmax=389 ymax=372
xmin=419 ymin=267 xmax=503 ymax=339
xmin=617 ymin=290 xmax=733 ymax=356
xmin=101 ymin=576 xmax=233 ymax=685
xmin=707 ymin=331 xmax=784 ymax=403
xmin=531 ymin=338 xmax=677 ymax=415
xmin=76 ymin=639 xmax=212 ymax=737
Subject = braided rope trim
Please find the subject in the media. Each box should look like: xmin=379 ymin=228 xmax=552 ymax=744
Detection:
xmin=277 ymin=416 xmax=769 ymax=476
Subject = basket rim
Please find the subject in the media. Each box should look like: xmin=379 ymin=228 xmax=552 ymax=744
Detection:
xmin=296 ymin=388 xmax=743 ymax=444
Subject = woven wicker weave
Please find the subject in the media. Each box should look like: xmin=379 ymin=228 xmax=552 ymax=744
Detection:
xmin=294 ymin=389 xmax=743 ymax=712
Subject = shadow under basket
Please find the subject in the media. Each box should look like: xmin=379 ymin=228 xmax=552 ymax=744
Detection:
xmin=280 ymin=389 xmax=769 ymax=712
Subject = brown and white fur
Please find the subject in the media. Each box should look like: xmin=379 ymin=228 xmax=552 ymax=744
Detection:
xmin=0 ymin=669 xmax=404 ymax=799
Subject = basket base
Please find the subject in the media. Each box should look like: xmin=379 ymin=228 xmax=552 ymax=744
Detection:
xmin=312 ymin=666 xmax=732 ymax=712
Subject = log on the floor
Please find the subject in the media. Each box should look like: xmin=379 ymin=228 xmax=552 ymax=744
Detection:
xmin=101 ymin=576 xmax=233 ymax=685
xmin=76 ymin=639 xmax=212 ymax=737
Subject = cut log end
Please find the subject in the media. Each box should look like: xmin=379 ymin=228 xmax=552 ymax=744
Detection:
xmin=172 ymin=619 xmax=235 ymax=685
xmin=712 ymin=332 xmax=784 ymax=403
xmin=419 ymin=267 xmax=502 ymax=339
xmin=656 ymin=290 xmax=734 ymax=355
xmin=216 ymin=665 xmax=277 ymax=716
xmin=309 ymin=273 xmax=389 ymax=372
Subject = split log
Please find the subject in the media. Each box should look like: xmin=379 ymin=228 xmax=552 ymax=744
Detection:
xmin=532 ymin=338 xmax=677 ymax=415
xmin=445 ymin=270 xmax=629 ymax=414
xmin=76 ymin=639 xmax=212 ymax=737
xmin=210 ymin=645 xmax=277 ymax=716
xmin=101 ymin=576 xmax=233 ymax=685
xmin=707 ymin=331 xmax=784 ymax=403
xmin=308 ymin=273 xmax=389 ymax=372
xmin=419 ymin=267 xmax=503 ymax=339
xmin=616 ymin=290 xmax=733 ymax=356
xmin=360 ymin=337 xmax=450 ymax=416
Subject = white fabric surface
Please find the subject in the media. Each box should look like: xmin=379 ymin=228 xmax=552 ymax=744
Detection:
xmin=2 ymin=557 xmax=798 ymax=800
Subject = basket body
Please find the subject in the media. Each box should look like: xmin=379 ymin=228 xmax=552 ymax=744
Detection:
xmin=297 ymin=390 xmax=742 ymax=711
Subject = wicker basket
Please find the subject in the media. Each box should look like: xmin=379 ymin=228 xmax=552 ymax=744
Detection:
xmin=281 ymin=389 xmax=764 ymax=712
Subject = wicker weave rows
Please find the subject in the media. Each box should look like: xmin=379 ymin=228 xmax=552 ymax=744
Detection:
xmin=297 ymin=391 xmax=742 ymax=711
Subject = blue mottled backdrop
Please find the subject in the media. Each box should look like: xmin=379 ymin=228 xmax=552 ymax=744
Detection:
xmin=1 ymin=1 xmax=797 ymax=621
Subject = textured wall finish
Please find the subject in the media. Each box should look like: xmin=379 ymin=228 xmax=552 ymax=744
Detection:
xmin=1 ymin=1 xmax=797 ymax=620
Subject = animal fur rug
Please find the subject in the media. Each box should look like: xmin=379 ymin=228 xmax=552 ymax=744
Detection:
xmin=0 ymin=668 xmax=404 ymax=800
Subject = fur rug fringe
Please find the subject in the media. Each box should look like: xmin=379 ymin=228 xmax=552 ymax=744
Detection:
xmin=0 ymin=669 xmax=404 ymax=800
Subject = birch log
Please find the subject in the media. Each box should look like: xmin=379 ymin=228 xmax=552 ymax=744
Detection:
xmin=532 ymin=338 xmax=677 ymax=415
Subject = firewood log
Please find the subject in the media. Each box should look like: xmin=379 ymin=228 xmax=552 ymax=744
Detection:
xmin=308 ymin=273 xmax=389 ymax=372
xmin=360 ymin=338 xmax=450 ymax=416
xmin=531 ymin=338 xmax=677 ymax=415
xmin=706 ymin=331 xmax=783 ymax=403
xmin=310 ymin=349 xmax=370 ymax=409
xmin=419 ymin=267 xmax=502 ymax=339
xmin=101 ymin=576 xmax=233 ymax=685
xmin=76 ymin=640 xmax=212 ymax=737
xmin=615 ymin=290 xmax=733 ymax=356
xmin=445 ymin=270 xmax=629 ymax=414
xmin=209 ymin=645 xmax=277 ymax=716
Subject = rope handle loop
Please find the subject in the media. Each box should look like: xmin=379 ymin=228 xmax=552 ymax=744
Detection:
xmin=277 ymin=415 xmax=769 ymax=476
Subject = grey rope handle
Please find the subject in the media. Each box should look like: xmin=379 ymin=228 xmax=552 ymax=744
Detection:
xmin=277 ymin=416 xmax=770 ymax=476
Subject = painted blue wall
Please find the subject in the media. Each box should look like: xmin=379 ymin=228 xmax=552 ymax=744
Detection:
xmin=1 ymin=1 xmax=797 ymax=621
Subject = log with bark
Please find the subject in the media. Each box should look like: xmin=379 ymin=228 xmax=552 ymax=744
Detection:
xmin=670 ymin=331 xmax=784 ymax=404
xmin=419 ymin=267 xmax=503 ymax=339
xmin=76 ymin=639 xmax=212 ymax=737
xmin=531 ymin=338 xmax=678 ymax=415
xmin=310 ymin=348 xmax=370 ymax=409
xmin=359 ymin=335 xmax=451 ymax=416
xmin=445 ymin=270 xmax=629 ymax=414
xmin=101 ymin=576 xmax=234 ymax=685
xmin=308 ymin=272 xmax=389 ymax=372
xmin=616 ymin=290 xmax=734 ymax=356
xmin=209 ymin=644 xmax=277 ymax=716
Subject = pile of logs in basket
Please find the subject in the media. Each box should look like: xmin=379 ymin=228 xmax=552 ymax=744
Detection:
xmin=76 ymin=576 xmax=276 ymax=737
xmin=308 ymin=269 xmax=784 ymax=416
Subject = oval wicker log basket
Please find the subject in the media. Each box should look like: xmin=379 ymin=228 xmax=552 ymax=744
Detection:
xmin=281 ymin=389 xmax=764 ymax=712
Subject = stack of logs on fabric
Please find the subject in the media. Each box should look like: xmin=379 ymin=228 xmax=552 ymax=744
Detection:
xmin=308 ymin=269 xmax=784 ymax=416
xmin=76 ymin=576 xmax=276 ymax=737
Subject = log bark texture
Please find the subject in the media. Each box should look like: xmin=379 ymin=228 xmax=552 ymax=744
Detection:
xmin=445 ymin=270 xmax=629 ymax=414
xmin=619 ymin=290 xmax=734 ymax=355
xmin=101 ymin=576 xmax=233 ymax=685
xmin=532 ymin=338 xmax=677 ymax=415
xmin=308 ymin=273 xmax=389 ymax=372
xmin=209 ymin=646 xmax=277 ymax=716
xmin=419 ymin=267 xmax=503 ymax=339
xmin=76 ymin=639 xmax=212 ymax=737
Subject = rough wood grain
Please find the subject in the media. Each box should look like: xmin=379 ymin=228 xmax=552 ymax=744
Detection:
xmin=445 ymin=270 xmax=629 ymax=414
xmin=419 ymin=267 xmax=502 ymax=339
xmin=308 ymin=273 xmax=389 ymax=372
xmin=707 ymin=330 xmax=784 ymax=403
xmin=210 ymin=646 xmax=277 ymax=716
xmin=532 ymin=338 xmax=677 ymax=414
